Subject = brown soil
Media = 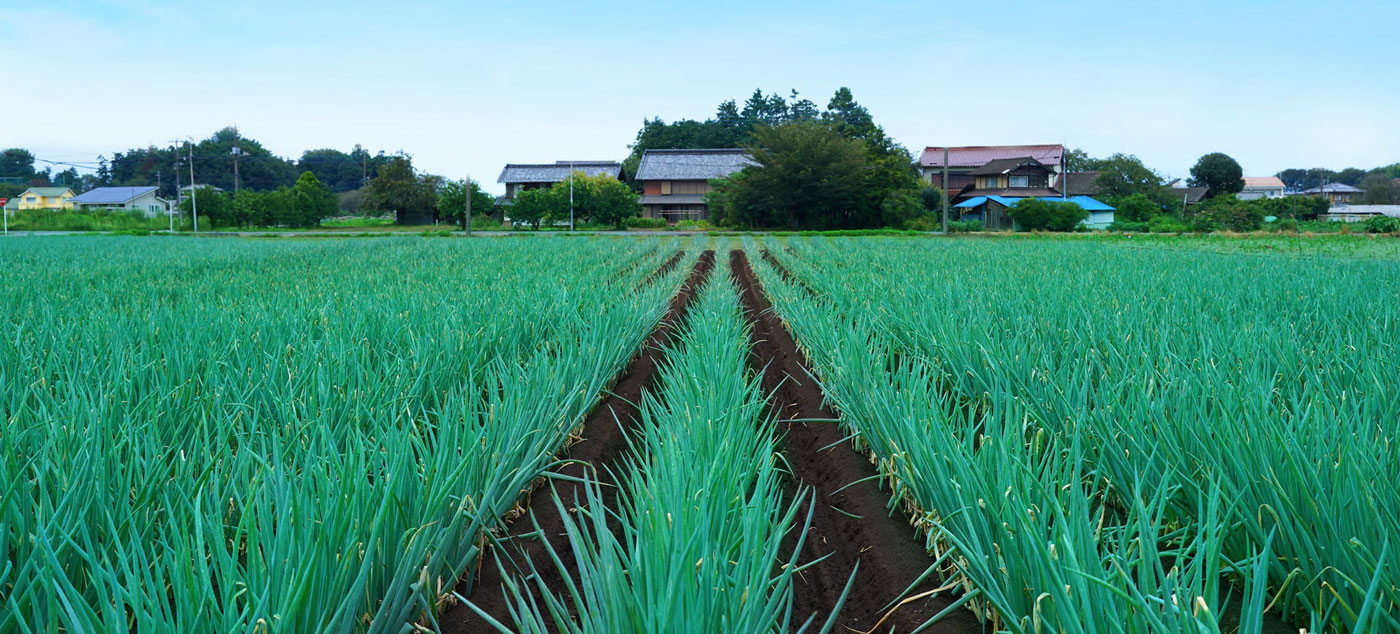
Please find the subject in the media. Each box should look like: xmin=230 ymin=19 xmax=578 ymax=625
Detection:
xmin=439 ymin=250 xmax=715 ymax=634
xmin=730 ymin=250 xmax=985 ymax=634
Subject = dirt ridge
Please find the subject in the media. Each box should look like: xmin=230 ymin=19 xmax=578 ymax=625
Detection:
xmin=440 ymin=250 xmax=716 ymax=633
xmin=730 ymin=249 xmax=983 ymax=634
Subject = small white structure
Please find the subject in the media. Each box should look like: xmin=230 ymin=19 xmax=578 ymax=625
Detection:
xmin=70 ymin=186 xmax=171 ymax=217
xmin=1239 ymin=176 xmax=1286 ymax=200
xmin=1320 ymin=205 xmax=1400 ymax=222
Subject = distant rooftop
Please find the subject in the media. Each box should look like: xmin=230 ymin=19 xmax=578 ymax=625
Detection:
xmin=497 ymin=161 xmax=622 ymax=184
xmin=968 ymin=157 xmax=1049 ymax=176
xmin=22 ymin=186 xmax=74 ymax=197
xmin=1305 ymin=183 xmax=1362 ymax=194
xmin=70 ymin=186 xmax=159 ymax=205
xmin=920 ymin=144 xmax=1065 ymax=169
xmin=1242 ymin=176 xmax=1285 ymax=189
xmin=633 ymin=149 xmax=755 ymax=181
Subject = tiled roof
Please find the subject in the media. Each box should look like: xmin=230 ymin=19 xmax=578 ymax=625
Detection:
xmin=23 ymin=186 xmax=73 ymax=197
xmin=1304 ymin=183 xmax=1362 ymax=193
xmin=70 ymin=186 xmax=158 ymax=204
xmin=956 ymin=187 xmax=1061 ymax=200
xmin=634 ymin=149 xmax=755 ymax=181
xmin=968 ymin=157 xmax=1048 ymax=176
xmin=497 ymin=161 xmax=622 ymax=184
xmin=920 ymin=144 xmax=1064 ymax=168
xmin=1169 ymin=187 xmax=1208 ymax=204
xmin=1054 ymin=171 xmax=1101 ymax=196
xmin=1242 ymin=176 xmax=1285 ymax=189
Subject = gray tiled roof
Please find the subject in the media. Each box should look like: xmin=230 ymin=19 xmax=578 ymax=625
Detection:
xmin=634 ymin=149 xmax=754 ymax=181
xmin=70 ymin=186 xmax=158 ymax=205
xmin=497 ymin=161 xmax=622 ymax=184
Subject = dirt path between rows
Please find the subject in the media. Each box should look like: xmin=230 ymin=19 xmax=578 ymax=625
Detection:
xmin=439 ymin=250 xmax=716 ymax=634
xmin=731 ymin=250 xmax=984 ymax=634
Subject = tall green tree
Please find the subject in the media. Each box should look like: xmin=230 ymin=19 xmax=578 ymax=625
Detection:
xmin=714 ymin=122 xmax=866 ymax=229
xmin=1360 ymin=173 xmax=1400 ymax=204
xmin=1189 ymin=153 xmax=1244 ymax=199
xmin=0 ymin=149 xmax=38 ymax=179
xmin=291 ymin=171 xmax=338 ymax=227
xmin=438 ymin=178 xmax=496 ymax=229
xmin=362 ymin=156 xmax=438 ymax=223
xmin=1091 ymin=153 xmax=1163 ymax=199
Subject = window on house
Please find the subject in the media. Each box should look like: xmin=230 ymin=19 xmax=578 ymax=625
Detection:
xmin=26 ymin=196 xmax=36 ymax=202
xmin=1009 ymin=175 xmax=1029 ymax=188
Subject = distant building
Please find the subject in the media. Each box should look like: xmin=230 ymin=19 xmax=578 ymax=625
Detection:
xmin=1319 ymin=205 xmax=1400 ymax=223
xmin=633 ymin=149 xmax=754 ymax=222
xmin=1303 ymin=183 xmax=1362 ymax=205
xmin=16 ymin=186 xmax=76 ymax=211
xmin=1167 ymin=187 xmax=1208 ymax=208
xmin=918 ymin=144 xmax=1065 ymax=192
xmin=1239 ymin=176 xmax=1286 ymax=200
xmin=70 ymin=186 xmax=171 ymax=216
xmin=180 ymin=184 xmax=223 ymax=194
xmin=495 ymin=161 xmax=624 ymax=206
xmin=1055 ymin=171 xmax=1102 ymax=196
xmin=954 ymin=195 xmax=1116 ymax=231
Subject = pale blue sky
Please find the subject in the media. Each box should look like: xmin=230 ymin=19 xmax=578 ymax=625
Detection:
xmin=3 ymin=0 xmax=1397 ymax=193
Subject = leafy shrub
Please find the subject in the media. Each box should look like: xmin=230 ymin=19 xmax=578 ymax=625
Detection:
xmin=1362 ymin=215 xmax=1400 ymax=234
xmin=675 ymin=219 xmax=715 ymax=231
xmin=623 ymin=216 xmax=667 ymax=229
xmin=947 ymin=220 xmax=983 ymax=233
xmin=904 ymin=215 xmax=938 ymax=232
xmin=1007 ymin=198 xmax=1088 ymax=232
xmin=1148 ymin=216 xmax=1189 ymax=233
xmin=1112 ymin=193 xmax=1162 ymax=223
xmin=1108 ymin=221 xmax=1150 ymax=232
xmin=1276 ymin=218 xmax=1299 ymax=232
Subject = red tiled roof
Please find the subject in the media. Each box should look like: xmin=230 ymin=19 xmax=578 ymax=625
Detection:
xmin=920 ymin=144 xmax=1065 ymax=168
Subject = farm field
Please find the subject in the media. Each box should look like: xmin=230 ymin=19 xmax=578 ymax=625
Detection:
xmin=1 ymin=234 xmax=1397 ymax=633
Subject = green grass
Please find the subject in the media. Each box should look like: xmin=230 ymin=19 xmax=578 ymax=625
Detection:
xmin=0 ymin=236 xmax=692 ymax=633
xmin=751 ymin=236 xmax=1399 ymax=633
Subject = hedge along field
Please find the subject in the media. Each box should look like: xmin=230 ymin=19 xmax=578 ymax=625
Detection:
xmin=0 ymin=236 xmax=693 ymax=633
xmin=753 ymin=237 xmax=1399 ymax=633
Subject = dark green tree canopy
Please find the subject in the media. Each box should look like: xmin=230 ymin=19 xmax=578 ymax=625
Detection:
xmin=1189 ymin=153 xmax=1244 ymax=198
xmin=362 ymin=155 xmax=439 ymax=223
xmin=709 ymin=122 xmax=867 ymax=230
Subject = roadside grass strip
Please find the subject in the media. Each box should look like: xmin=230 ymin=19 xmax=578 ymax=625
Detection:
xmin=749 ymin=236 xmax=1398 ymax=633
xmin=474 ymin=248 xmax=815 ymax=633
xmin=0 ymin=236 xmax=691 ymax=633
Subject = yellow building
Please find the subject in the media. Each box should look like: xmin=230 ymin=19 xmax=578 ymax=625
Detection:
xmin=16 ymin=187 xmax=76 ymax=211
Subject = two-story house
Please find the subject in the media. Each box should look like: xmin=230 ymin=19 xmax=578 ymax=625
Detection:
xmin=919 ymin=144 xmax=1065 ymax=193
xmin=1239 ymin=176 xmax=1285 ymax=200
xmin=633 ymin=149 xmax=754 ymax=222
xmin=495 ymin=161 xmax=624 ymax=206
xmin=16 ymin=186 xmax=76 ymax=211
xmin=1304 ymin=183 xmax=1362 ymax=205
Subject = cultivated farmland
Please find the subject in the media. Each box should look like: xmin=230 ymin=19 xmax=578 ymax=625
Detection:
xmin=1 ymin=235 xmax=1396 ymax=634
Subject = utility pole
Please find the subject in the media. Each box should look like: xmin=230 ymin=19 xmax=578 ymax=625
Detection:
xmin=188 ymin=141 xmax=199 ymax=233
xmin=941 ymin=147 xmax=949 ymax=233
xmin=232 ymin=127 xmax=241 ymax=197
xmin=464 ymin=173 xmax=472 ymax=235
xmin=172 ymin=140 xmax=181 ymax=232
xmin=569 ymin=161 xmax=575 ymax=231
